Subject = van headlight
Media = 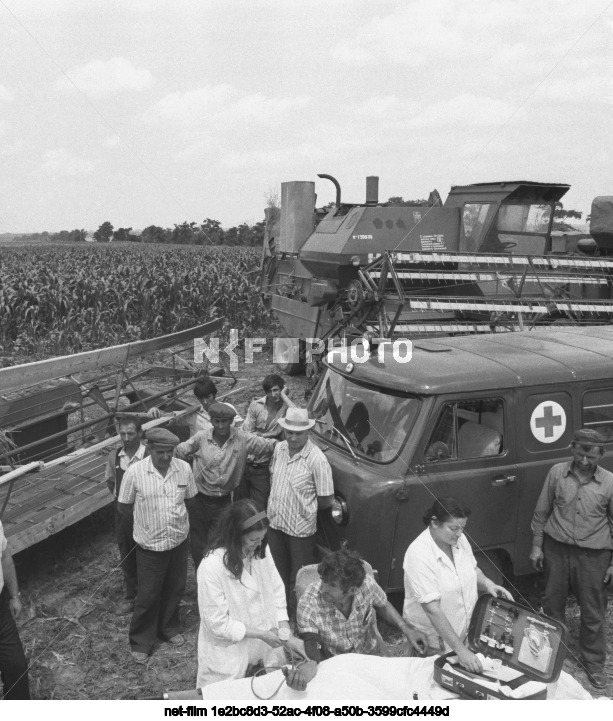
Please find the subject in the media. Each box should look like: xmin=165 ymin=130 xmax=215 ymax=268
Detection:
xmin=330 ymin=496 xmax=348 ymax=526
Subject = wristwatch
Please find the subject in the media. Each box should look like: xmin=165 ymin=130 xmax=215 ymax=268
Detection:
xmin=10 ymin=591 xmax=21 ymax=599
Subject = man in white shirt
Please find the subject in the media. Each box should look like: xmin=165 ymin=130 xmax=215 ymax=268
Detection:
xmin=104 ymin=415 xmax=148 ymax=615
xmin=0 ymin=521 xmax=29 ymax=699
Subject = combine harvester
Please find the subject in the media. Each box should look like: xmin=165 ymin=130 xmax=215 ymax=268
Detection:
xmin=260 ymin=175 xmax=613 ymax=375
xmin=0 ymin=319 xmax=248 ymax=553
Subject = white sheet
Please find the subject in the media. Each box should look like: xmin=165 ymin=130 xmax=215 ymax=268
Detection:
xmin=200 ymin=654 xmax=592 ymax=701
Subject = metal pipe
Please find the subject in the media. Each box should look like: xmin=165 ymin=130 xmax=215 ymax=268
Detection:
xmin=366 ymin=176 xmax=379 ymax=205
xmin=317 ymin=174 xmax=341 ymax=206
xmin=2 ymin=377 xmax=199 ymax=460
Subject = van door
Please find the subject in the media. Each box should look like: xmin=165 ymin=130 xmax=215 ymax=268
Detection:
xmin=511 ymin=388 xmax=575 ymax=575
xmin=388 ymin=394 xmax=518 ymax=591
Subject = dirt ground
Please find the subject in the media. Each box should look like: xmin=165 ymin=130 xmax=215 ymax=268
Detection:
xmin=9 ymin=351 xmax=612 ymax=699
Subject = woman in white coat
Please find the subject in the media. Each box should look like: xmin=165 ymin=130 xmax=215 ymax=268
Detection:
xmin=403 ymin=497 xmax=513 ymax=674
xmin=197 ymin=500 xmax=312 ymax=689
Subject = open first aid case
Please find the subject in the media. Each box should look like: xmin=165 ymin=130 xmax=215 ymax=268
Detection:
xmin=433 ymin=594 xmax=569 ymax=700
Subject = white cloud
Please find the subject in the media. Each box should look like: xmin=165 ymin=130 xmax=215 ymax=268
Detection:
xmin=332 ymin=0 xmax=606 ymax=84
xmin=56 ymin=57 xmax=154 ymax=99
xmin=104 ymin=134 xmax=121 ymax=148
xmin=0 ymin=138 xmax=25 ymax=157
xmin=352 ymin=96 xmax=421 ymax=121
xmin=536 ymin=76 xmax=612 ymax=103
xmin=37 ymin=148 xmax=94 ymax=177
xmin=145 ymin=85 xmax=309 ymax=128
xmin=220 ymin=143 xmax=320 ymax=172
xmin=0 ymin=85 xmax=14 ymax=102
xmin=408 ymin=94 xmax=524 ymax=128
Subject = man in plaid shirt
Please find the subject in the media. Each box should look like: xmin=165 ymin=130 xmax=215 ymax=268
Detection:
xmin=297 ymin=549 xmax=427 ymax=661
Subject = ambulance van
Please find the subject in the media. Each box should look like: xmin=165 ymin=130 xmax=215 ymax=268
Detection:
xmin=308 ymin=327 xmax=613 ymax=591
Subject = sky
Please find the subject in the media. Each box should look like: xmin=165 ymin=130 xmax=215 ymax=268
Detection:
xmin=0 ymin=0 xmax=611 ymax=233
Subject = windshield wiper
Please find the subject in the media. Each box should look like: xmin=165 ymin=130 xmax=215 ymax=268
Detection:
xmin=322 ymin=423 xmax=358 ymax=462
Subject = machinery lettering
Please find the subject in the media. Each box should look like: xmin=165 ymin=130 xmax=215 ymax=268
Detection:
xmin=419 ymin=234 xmax=446 ymax=251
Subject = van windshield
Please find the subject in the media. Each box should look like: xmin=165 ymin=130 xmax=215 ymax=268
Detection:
xmin=309 ymin=370 xmax=420 ymax=463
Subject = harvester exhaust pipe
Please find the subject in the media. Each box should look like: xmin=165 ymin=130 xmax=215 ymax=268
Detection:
xmin=366 ymin=176 xmax=379 ymax=206
xmin=317 ymin=174 xmax=341 ymax=206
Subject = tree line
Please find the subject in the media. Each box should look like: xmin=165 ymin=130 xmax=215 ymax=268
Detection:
xmin=12 ymin=199 xmax=584 ymax=246
xmin=14 ymin=218 xmax=267 ymax=247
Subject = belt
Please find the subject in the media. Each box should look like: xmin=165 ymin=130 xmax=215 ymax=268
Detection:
xmin=247 ymin=461 xmax=269 ymax=469
xmin=197 ymin=492 xmax=231 ymax=502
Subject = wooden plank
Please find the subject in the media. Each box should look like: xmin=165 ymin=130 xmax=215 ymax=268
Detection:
xmin=2 ymin=488 xmax=69 ymax=521
xmin=0 ymin=318 xmax=223 ymax=394
xmin=0 ymin=382 xmax=81 ymax=428
xmin=5 ymin=489 xmax=113 ymax=554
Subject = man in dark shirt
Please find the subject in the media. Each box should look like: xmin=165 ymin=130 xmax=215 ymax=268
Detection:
xmin=175 ymin=403 xmax=276 ymax=569
xmin=104 ymin=415 xmax=148 ymax=615
xmin=530 ymin=428 xmax=613 ymax=690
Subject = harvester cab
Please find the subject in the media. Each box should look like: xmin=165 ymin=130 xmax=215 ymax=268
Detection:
xmin=260 ymin=175 xmax=613 ymax=376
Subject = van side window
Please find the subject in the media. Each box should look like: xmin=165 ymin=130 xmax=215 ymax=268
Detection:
xmin=425 ymin=398 xmax=504 ymax=462
xmin=583 ymin=389 xmax=613 ymax=441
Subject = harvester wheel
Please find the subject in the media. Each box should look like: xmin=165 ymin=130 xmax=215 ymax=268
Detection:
xmin=274 ymin=337 xmax=304 ymax=376
xmin=346 ymin=280 xmax=365 ymax=309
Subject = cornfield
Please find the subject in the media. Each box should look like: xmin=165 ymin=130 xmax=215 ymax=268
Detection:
xmin=0 ymin=244 xmax=274 ymax=358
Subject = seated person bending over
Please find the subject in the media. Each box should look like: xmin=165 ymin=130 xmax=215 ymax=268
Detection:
xmin=297 ymin=549 xmax=427 ymax=662
xmin=197 ymin=500 xmax=316 ymax=691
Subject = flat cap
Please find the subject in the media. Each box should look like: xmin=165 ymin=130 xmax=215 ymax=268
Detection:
xmin=208 ymin=402 xmax=237 ymax=420
xmin=572 ymin=428 xmax=605 ymax=446
xmin=146 ymin=428 xmax=181 ymax=446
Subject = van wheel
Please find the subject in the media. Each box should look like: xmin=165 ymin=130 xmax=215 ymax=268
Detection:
xmin=475 ymin=550 xmax=508 ymax=587
xmin=274 ymin=337 xmax=304 ymax=375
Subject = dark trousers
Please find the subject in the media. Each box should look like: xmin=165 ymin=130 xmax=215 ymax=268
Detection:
xmin=542 ymin=534 xmax=610 ymax=672
xmin=114 ymin=502 xmax=137 ymax=600
xmin=129 ymin=539 xmax=188 ymax=654
xmin=187 ymin=493 xmax=231 ymax=569
xmin=244 ymin=463 xmax=271 ymax=511
xmin=0 ymin=588 xmax=30 ymax=700
xmin=267 ymin=527 xmax=316 ymax=611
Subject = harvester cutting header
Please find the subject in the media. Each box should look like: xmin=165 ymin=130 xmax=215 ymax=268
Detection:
xmin=260 ymin=174 xmax=613 ymax=375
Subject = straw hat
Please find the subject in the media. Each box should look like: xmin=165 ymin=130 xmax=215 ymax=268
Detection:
xmin=277 ymin=407 xmax=316 ymax=431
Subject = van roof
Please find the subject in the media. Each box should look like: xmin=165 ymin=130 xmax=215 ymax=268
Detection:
xmin=326 ymin=327 xmax=613 ymax=394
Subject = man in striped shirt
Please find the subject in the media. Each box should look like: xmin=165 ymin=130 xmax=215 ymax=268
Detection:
xmin=117 ymin=428 xmax=197 ymax=663
xmin=267 ymin=408 xmax=334 ymax=607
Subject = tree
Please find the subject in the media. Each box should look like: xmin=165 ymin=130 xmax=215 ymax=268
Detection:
xmin=171 ymin=221 xmax=198 ymax=245
xmin=200 ymin=218 xmax=225 ymax=245
xmin=141 ymin=225 xmax=169 ymax=244
xmin=386 ymin=197 xmax=430 ymax=206
xmin=70 ymin=229 xmax=87 ymax=242
xmin=94 ymin=221 xmax=114 ymax=243
xmin=553 ymin=202 xmax=583 ymax=231
xmin=113 ymin=227 xmax=133 ymax=242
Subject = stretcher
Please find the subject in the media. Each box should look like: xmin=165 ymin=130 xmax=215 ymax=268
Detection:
xmin=199 ymin=654 xmax=592 ymax=701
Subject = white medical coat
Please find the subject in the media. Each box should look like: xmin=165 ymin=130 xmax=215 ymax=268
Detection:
xmin=197 ymin=547 xmax=288 ymax=687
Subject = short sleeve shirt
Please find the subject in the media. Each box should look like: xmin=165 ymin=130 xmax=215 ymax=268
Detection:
xmin=118 ymin=456 xmax=197 ymax=551
xmin=297 ymin=575 xmax=387 ymax=655
xmin=268 ymin=439 xmax=334 ymax=537
xmin=403 ymin=528 xmax=478 ymax=649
